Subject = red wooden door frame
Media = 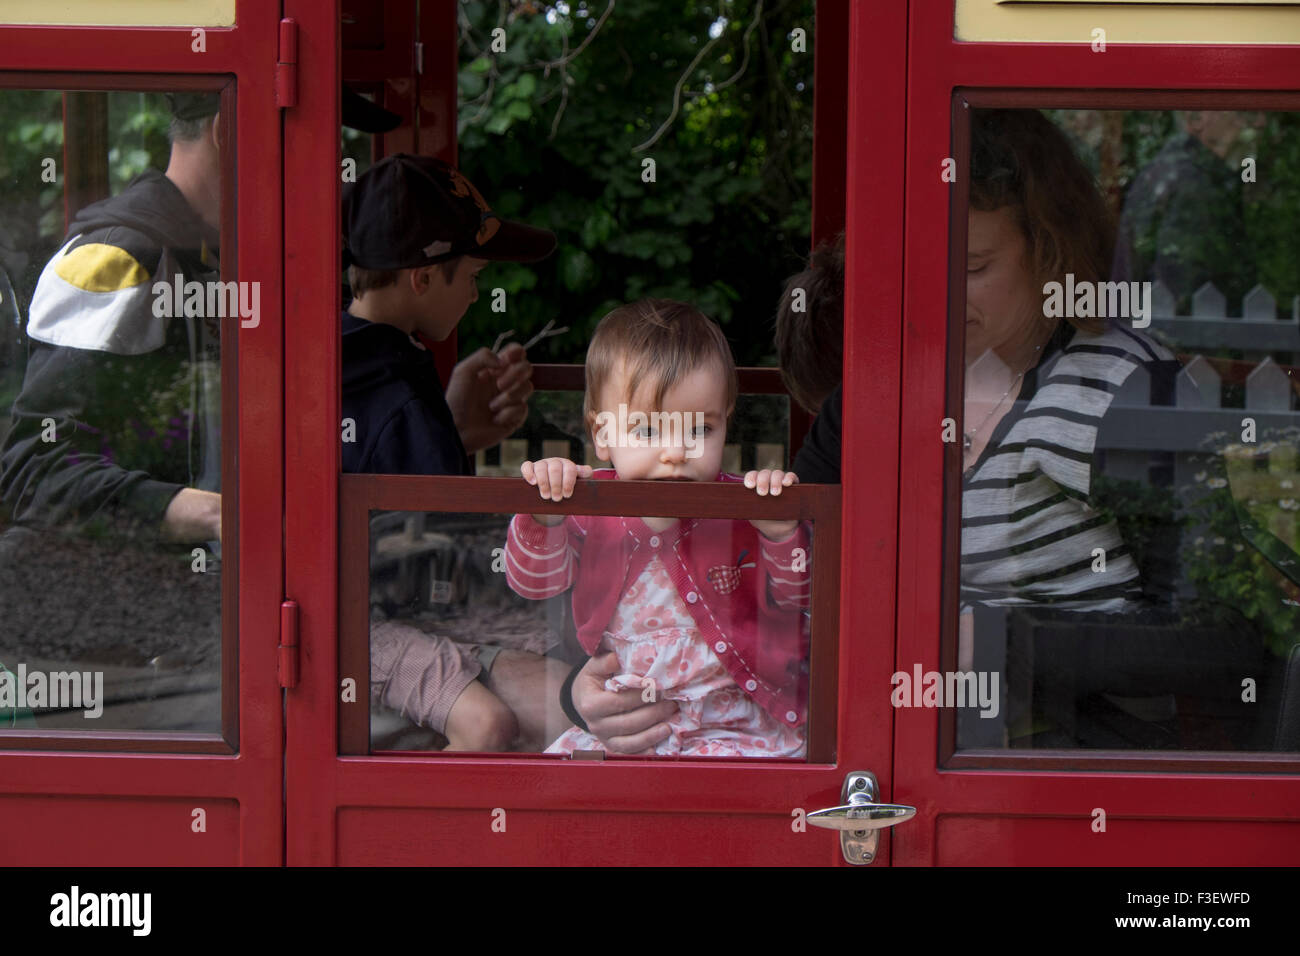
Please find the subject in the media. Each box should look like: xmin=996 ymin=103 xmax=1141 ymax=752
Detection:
xmin=284 ymin=0 xmax=907 ymax=866
xmin=892 ymin=2 xmax=1300 ymax=866
xmin=0 ymin=0 xmax=285 ymax=865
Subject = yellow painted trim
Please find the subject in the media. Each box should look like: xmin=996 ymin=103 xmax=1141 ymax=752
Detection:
xmin=55 ymin=243 xmax=151 ymax=293
xmin=1003 ymin=1 xmax=1296 ymax=5
xmin=957 ymin=0 xmax=1300 ymax=44
xmin=0 ymin=0 xmax=234 ymax=27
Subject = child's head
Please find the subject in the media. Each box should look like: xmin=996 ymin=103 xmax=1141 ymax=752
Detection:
xmin=585 ymin=299 xmax=737 ymax=481
xmin=342 ymin=154 xmax=555 ymax=337
xmin=775 ymin=232 xmax=844 ymax=414
xmin=347 ymin=256 xmax=488 ymax=341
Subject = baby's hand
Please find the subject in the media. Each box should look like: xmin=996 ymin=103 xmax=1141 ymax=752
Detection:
xmin=744 ymin=469 xmax=798 ymax=541
xmin=522 ymin=458 xmax=592 ymax=502
xmin=744 ymin=469 xmax=797 ymax=497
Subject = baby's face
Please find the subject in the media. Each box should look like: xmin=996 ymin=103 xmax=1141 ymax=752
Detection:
xmin=591 ymin=360 xmax=730 ymax=481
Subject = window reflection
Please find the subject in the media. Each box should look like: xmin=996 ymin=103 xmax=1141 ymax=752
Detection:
xmin=0 ymin=89 xmax=229 ymax=734
xmin=367 ymin=509 xmax=812 ymax=757
xmin=956 ymin=107 xmax=1300 ymax=753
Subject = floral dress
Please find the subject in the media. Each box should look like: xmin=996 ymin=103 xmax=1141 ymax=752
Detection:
xmin=547 ymin=554 xmax=807 ymax=758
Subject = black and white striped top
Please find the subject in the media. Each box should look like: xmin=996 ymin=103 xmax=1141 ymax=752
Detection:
xmin=961 ymin=324 xmax=1178 ymax=612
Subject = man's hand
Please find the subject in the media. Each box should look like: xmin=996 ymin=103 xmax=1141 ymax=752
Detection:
xmin=447 ymin=343 xmax=533 ymax=455
xmin=162 ymin=488 xmax=221 ymax=543
xmin=572 ymin=651 xmax=677 ymax=754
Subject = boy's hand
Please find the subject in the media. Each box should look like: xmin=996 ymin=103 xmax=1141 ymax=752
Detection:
xmin=487 ymin=343 xmax=533 ymax=416
xmin=744 ymin=469 xmax=798 ymax=541
xmin=522 ymin=458 xmax=592 ymax=523
xmin=447 ymin=344 xmax=534 ymax=454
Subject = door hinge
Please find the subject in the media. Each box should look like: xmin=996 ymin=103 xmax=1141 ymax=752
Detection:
xmin=278 ymin=599 xmax=300 ymax=689
xmin=415 ymin=40 xmax=424 ymax=75
xmin=275 ymin=18 xmax=299 ymax=108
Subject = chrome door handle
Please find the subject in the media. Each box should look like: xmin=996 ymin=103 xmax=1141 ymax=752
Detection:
xmin=807 ymin=771 xmax=915 ymax=864
xmin=807 ymin=803 xmax=916 ymax=831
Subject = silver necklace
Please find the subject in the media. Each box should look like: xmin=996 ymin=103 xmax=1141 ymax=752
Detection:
xmin=963 ymin=344 xmax=1042 ymax=453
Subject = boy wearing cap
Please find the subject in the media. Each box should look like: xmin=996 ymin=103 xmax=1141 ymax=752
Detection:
xmin=342 ymin=154 xmax=568 ymax=751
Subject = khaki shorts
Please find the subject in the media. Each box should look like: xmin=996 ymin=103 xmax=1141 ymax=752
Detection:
xmin=369 ymin=619 xmax=482 ymax=735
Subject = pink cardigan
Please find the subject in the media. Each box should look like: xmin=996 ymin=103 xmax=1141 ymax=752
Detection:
xmin=505 ymin=470 xmax=812 ymax=728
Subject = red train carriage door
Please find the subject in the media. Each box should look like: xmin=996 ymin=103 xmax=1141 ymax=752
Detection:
xmin=283 ymin=1 xmax=911 ymax=865
xmin=0 ymin=1 xmax=285 ymax=865
xmin=893 ymin=2 xmax=1300 ymax=865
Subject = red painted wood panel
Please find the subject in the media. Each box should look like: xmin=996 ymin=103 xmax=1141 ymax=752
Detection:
xmin=0 ymin=796 xmax=240 ymax=866
xmin=935 ymin=816 xmax=1300 ymax=867
xmin=338 ymin=807 xmax=835 ymax=866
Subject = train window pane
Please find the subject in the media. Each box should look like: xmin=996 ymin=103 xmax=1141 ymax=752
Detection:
xmin=952 ymin=107 xmax=1300 ymax=754
xmin=365 ymin=508 xmax=813 ymax=758
xmin=0 ymin=87 xmax=232 ymax=737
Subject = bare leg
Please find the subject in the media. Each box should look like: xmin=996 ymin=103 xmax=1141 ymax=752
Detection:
xmin=479 ymin=650 xmax=572 ymax=751
xmin=443 ymin=681 xmax=518 ymax=751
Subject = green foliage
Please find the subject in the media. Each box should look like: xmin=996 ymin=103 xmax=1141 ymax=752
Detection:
xmin=106 ymin=93 xmax=171 ymax=193
xmin=1091 ymin=446 xmax=1300 ymax=661
xmin=1180 ymin=436 xmax=1300 ymax=659
xmin=0 ymin=89 xmax=64 ymax=286
xmin=0 ymin=89 xmax=172 ymax=318
xmin=454 ymin=0 xmax=816 ymax=365
xmin=1090 ymin=474 xmax=1184 ymax=594
xmin=1046 ymin=109 xmax=1299 ymax=310
xmin=1118 ymin=110 xmax=1177 ymax=184
xmin=1244 ymin=111 xmax=1300 ymax=305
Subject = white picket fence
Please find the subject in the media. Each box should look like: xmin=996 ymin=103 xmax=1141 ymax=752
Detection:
xmin=1148 ymin=279 xmax=1300 ymax=352
xmin=1096 ymin=278 xmax=1299 ymax=598
xmin=473 ymin=438 xmax=789 ymax=477
xmin=1099 ymin=279 xmax=1298 ymax=468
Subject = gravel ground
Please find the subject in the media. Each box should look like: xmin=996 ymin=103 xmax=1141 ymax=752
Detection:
xmin=0 ymin=531 xmax=221 ymax=668
xmin=0 ymin=519 xmax=575 ymax=735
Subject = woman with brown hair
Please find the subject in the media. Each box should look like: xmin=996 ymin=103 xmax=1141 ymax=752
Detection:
xmin=960 ymin=108 xmax=1181 ymax=613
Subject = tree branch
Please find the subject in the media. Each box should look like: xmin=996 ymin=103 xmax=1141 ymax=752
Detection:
xmin=471 ymin=74 xmax=497 ymax=123
xmin=549 ymin=23 xmax=572 ymax=140
xmin=538 ymin=0 xmax=615 ymax=70
xmin=708 ymin=0 xmax=763 ymax=94
xmin=633 ymin=29 xmax=725 ymax=152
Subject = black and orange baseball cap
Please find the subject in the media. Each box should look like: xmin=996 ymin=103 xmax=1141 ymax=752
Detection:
xmin=343 ymin=154 xmax=556 ymax=269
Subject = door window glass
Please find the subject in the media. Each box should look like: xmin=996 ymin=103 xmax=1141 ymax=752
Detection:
xmin=0 ymin=86 xmax=234 ymax=737
xmin=359 ymin=506 xmax=815 ymax=757
xmin=951 ymin=107 xmax=1300 ymax=754
xmin=337 ymin=2 xmax=835 ymax=759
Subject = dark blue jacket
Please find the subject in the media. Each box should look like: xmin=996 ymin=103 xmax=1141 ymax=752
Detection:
xmin=793 ymin=384 xmax=841 ymax=484
xmin=340 ymin=311 xmax=470 ymax=476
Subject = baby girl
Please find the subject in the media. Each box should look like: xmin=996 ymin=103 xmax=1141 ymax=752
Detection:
xmin=504 ymin=299 xmax=811 ymax=757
